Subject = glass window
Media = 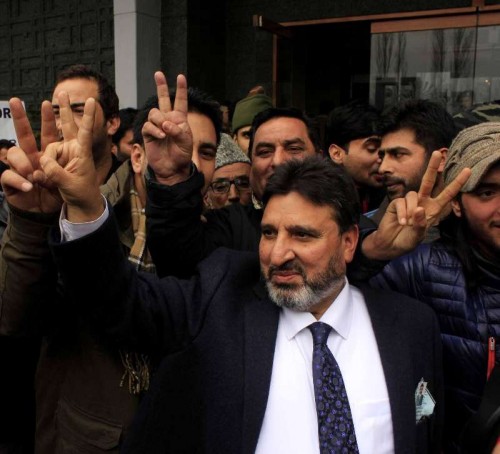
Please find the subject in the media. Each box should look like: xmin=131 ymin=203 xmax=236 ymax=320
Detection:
xmin=369 ymin=24 xmax=500 ymax=114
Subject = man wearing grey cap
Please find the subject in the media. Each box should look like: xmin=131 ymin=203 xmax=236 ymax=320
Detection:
xmin=204 ymin=133 xmax=251 ymax=209
xmin=370 ymin=121 xmax=500 ymax=453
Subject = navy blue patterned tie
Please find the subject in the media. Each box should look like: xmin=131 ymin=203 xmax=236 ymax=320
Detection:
xmin=308 ymin=321 xmax=359 ymax=453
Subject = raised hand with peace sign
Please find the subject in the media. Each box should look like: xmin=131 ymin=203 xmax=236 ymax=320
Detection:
xmin=1 ymin=97 xmax=61 ymax=213
xmin=361 ymin=150 xmax=471 ymax=260
xmin=142 ymin=72 xmax=194 ymax=186
xmin=2 ymin=92 xmax=103 ymax=221
xmin=38 ymin=91 xmax=104 ymax=223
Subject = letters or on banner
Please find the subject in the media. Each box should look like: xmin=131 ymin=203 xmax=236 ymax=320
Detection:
xmin=0 ymin=100 xmax=24 ymax=143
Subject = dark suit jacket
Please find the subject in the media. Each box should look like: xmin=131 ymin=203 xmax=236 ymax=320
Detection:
xmin=51 ymin=214 xmax=443 ymax=454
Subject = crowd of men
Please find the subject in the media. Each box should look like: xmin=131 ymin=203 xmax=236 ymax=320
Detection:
xmin=0 ymin=64 xmax=498 ymax=454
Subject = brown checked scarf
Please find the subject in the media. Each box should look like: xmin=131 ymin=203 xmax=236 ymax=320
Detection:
xmin=128 ymin=186 xmax=155 ymax=273
xmin=119 ymin=182 xmax=155 ymax=394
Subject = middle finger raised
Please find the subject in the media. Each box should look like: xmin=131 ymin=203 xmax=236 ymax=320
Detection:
xmin=58 ymin=91 xmax=79 ymax=141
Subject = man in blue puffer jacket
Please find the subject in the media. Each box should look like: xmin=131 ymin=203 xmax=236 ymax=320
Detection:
xmin=371 ymin=121 xmax=500 ymax=453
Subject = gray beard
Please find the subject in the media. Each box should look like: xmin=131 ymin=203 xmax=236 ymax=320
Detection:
xmin=264 ymin=258 xmax=345 ymax=313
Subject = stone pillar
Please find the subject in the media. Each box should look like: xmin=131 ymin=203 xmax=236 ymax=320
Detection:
xmin=113 ymin=0 xmax=161 ymax=108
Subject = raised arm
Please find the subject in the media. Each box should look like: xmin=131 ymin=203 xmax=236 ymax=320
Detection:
xmin=142 ymin=72 xmax=205 ymax=277
xmin=0 ymin=98 xmax=61 ymax=336
xmin=36 ymin=92 xmax=213 ymax=352
xmin=144 ymin=73 xmax=255 ymax=278
xmin=2 ymin=97 xmax=61 ymax=214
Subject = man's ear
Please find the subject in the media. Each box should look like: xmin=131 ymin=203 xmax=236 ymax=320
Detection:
xmin=435 ymin=148 xmax=448 ymax=173
xmin=342 ymin=225 xmax=359 ymax=264
xmin=130 ymin=144 xmax=145 ymax=174
xmin=106 ymin=115 xmax=120 ymax=136
xmin=328 ymin=144 xmax=346 ymax=165
xmin=451 ymin=198 xmax=462 ymax=218
xmin=203 ymin=191 xmax=213 ymax=209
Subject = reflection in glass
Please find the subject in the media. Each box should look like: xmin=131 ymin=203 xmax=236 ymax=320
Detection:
xmin=370 ymin=25 xmax=500 ymax=114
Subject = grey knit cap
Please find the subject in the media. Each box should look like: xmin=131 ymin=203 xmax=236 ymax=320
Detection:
xmin=216 ymin=133 xmax=251 ymax=170
xmin=444 ymin=121 xmax=500 ymax=192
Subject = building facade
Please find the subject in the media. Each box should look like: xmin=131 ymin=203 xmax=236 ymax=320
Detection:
xmin=1 ymin=0 xmax=500 ymax=132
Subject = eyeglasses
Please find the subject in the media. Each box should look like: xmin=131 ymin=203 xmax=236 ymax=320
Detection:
xmin=210 ymin=177 xmax=251 ymax=194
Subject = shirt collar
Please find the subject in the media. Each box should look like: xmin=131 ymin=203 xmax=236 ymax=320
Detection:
xmin=281 ymin=279 xmax=353 ymax=341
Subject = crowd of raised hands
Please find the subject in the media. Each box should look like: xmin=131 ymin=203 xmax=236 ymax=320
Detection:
xmin=2 ymin=71 xmax=471 ymax=257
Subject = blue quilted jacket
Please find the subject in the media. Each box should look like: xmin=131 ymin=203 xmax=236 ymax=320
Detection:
xmin=370 ymin=241 xmax=500 ymax=453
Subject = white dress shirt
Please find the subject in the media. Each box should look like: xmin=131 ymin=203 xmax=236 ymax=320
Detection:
xmin=255 ymin=282 xmax=394 ymax=454
xmin=59 ymin=196 xmax=108 ymax=241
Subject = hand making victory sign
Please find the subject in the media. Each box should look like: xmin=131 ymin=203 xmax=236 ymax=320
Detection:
xmin=1 ymin=97 xmax=61 ymax=213
xmin=38 ymin=91 xmax=104 ymax=223
xmin=142 ymin=72 xmax=194 ymax=185
xmin=362 ymin=150 xmax=472 ymax=260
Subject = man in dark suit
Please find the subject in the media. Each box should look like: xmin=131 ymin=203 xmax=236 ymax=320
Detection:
xmin=50 ymin=155 xmax=443 ymax=453
xmin=4 ymin=82 xmax=446 ymax=453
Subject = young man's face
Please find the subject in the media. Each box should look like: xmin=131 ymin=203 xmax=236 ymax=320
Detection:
xmin=233 ymin=125 xmax=252 ymax=155
xmin=187 ymin=112 xmax=218 ymax=194
xmin=250 ymin=117 xmax=319 ymax=201
xmin=259 ymin=191 xmax=358 ymax=318
xmin=378 ymin=128 xmax=429 ymax=200
xmin=452 ymin=163 xmax=500 ymax=259
xmin=118 ymin=129 xmax=135 ymax=158
xmin=335 ymin=136 xmax=383 ymax=188
xmin=52 ymin=78 xmax=118 ymax=161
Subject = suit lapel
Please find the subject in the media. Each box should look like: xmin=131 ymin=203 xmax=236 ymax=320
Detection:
xmin=242 ymin=281 xmax=280 ymax=454
xmin=361 ymin=286 xmax=416 ymax=454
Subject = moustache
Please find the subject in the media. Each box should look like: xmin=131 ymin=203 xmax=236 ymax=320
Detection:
xmin=383 ymin=176 xmax=405 ymax=187
xmin=268 ymin=260 xmax=306 ymax=279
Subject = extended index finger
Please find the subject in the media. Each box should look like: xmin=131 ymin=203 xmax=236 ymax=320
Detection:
xmin=9 ymin=97 xmax=38 ymax=155
xmin=173 ymin=74 xmax=188 ymax=114
xmin=155 ymin=71 xmax=171 ymax=113
xmin=418 ymin=150 xmax=442 ymax=200
xmin=434 ymin=167 xmax=471 ymax=208
xmin=58 ymin=91 xmax=79 ymax=141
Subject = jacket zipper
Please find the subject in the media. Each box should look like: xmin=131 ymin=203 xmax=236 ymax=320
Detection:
xmin=488 ymin=336 xmax=496 ymax=380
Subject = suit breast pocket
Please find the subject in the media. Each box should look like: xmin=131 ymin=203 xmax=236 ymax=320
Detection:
xmin=56 ymin=398 xmax=122 ymax=453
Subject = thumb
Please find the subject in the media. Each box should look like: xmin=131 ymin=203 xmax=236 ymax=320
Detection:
xmin=412 ymin=206 xmax=427 ymax=228
xmin=39 ymin=154 xmax=67 ymax=188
